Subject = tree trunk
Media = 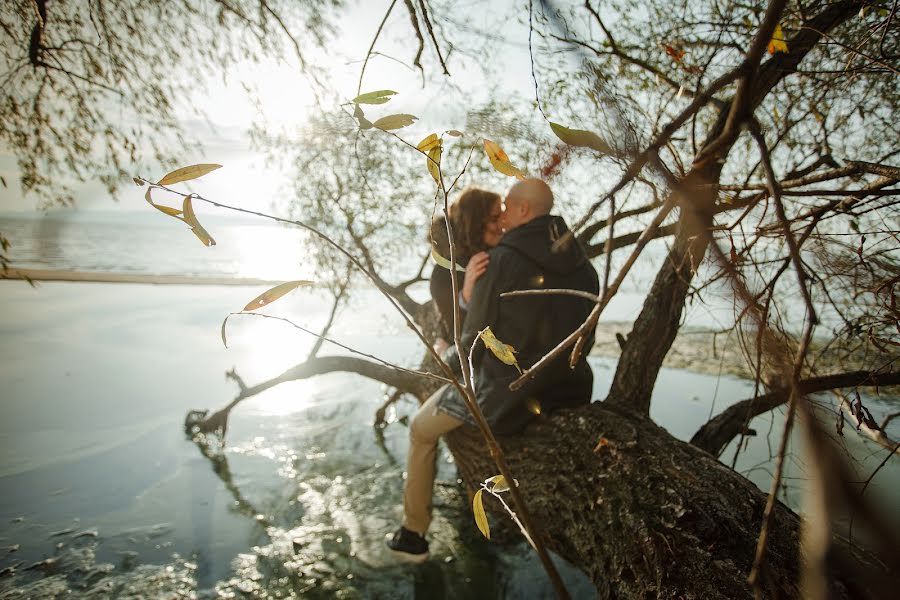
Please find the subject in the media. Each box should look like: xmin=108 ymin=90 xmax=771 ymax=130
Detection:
xmin=444 ymin=401 xmax=883 ymax=599
xmin=606 ymin=169 xmax=718 ymax=414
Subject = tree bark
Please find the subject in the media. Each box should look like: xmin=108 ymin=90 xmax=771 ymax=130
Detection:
xmin=444 ymin=402 xmax=888 ymax=599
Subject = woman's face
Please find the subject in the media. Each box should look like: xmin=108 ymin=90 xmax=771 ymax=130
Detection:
xmin=482 ymin=198 xmax=503 ymax=248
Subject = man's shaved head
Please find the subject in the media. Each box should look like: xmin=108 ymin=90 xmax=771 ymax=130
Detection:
xmin=506 ymin=179 xmax=554 ymax=216
xmin=500 ymin=179 xmax=554 ymax=232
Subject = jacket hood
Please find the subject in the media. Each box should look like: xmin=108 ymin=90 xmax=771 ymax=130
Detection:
xmin=498 ymin=214 xmax=587 ymax=275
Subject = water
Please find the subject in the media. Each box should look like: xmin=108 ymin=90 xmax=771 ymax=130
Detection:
xmin=0 ymin=215 xmax=897 ymax=597
xmin=1 ymin=212 xmax=313 ymax=282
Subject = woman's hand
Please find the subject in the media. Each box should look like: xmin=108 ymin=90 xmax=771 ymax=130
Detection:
xmin=462 ymin=251 xmax=490 ymax=303
xmin=433 ymin=337 xmax=450 ymax=355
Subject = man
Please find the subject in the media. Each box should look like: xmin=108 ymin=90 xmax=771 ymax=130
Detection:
xmin=387 ymin=179 xmax=600 ymax=562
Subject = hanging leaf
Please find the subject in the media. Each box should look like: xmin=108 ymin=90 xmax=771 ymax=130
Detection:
xmin=479 ymin=327 xmax=522 ymax=373
xmin=427 ymin=146 xmax=442 ymax=183
xmin=145 ymin=187 xmax=184 ymax=220
xmin=221 ymin=315 xmax=231 ymax=348
xmin=354 ymin=104 xmax=373 ymax=130
xmin=767 ymin=24 xmax=788 ymax=55
xmin=447 ymin=130 xmax=464 ymax=137
xmin=483 ymin=139 xmax=525 ymax=179
xmin=242 ymin=280 xmax=314 ymax=312
xmin=431 ymin=247 xmax=466 ymax=272
xmin=549 ymin=122 xmax=612 ymax=154
xmin=488 ymin=475 xmax=511 ymax=493
xmin=417 ymin=133 xmax=441 ymax=152
xmin=182 ymin=196 xmax=216 ymax=247
xmin=373 ymin=114 xmax=417 ymax=131
xmin=526 ymin=397 xmax=542 ymax=415
xmin=158 ymin=164 xmax=222 ymax=186
xmin=152 ymin=204 xmax=184 ymax=219
xmin=133 ymin=177 xmax=144 ymax=186
xmin=352 ymin=90 xmax=398 ymax=105
xmin=472 ymin=489 xmax=490 ymax=540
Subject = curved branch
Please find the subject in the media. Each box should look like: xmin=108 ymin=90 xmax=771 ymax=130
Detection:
xmin=691 ymin=370 xmax=900 ymax=457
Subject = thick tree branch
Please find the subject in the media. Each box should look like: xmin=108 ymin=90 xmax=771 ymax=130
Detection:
xmin=690 ymin=370 xmax=900 ymax=457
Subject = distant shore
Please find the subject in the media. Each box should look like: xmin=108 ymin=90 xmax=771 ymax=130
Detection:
xmin=1 ymin=268 xmax=282 ymax=286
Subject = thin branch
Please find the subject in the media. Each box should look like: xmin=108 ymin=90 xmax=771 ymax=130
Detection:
xmin=232 ymin=311 xmax=451 ymax=384
xmin=357 ymin=0 xmax=399 ymax=96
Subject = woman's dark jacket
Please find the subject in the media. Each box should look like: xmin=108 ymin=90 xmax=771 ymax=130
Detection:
xmin=437 ymin=214 xmax=600 ymax=435
xmin=429 ymin=260 xmax=468 ymax=341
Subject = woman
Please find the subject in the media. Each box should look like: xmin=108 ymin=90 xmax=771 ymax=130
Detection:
xmin=386 ymin=187 xmax=502 ymax=562
xmin=428 ymin=187 xmax=503 ymax=349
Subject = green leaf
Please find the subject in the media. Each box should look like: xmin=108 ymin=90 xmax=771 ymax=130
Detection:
xmin=242 ymin=280 xmax=314 ymax=312
xmin=373 ymin=114 xmax=417 ymax=131
xmin=158 ymin=164 xmax=222 ymax=186
xmin=182 ymin=196 xmax=216 ymax=246
xmin=549 ymin=122 xmax=612 ymax=154
xmin=473 ymin=489 xmax=490 ymax=540
xmin=480 ymin=327 xmax=522 ymax=373
xmin=354 ymin=104 xmax=373 ymax=130
xmin=352 ymin=90 xmax=398 ymax=105
xmin=430 ymin=247 xmax=466 ymax=273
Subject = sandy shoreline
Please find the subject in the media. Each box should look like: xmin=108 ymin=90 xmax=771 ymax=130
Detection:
xmin=1 ymin=268 xmax=282 ymax=286
xmin=3 ymin=268 xmax=890 ymax=390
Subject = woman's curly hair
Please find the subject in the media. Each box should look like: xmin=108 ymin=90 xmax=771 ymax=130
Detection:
xmin=429 ymin=187 xmax=500 ymax=264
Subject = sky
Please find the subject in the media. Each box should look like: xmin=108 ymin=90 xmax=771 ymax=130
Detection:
xmin=0 ymin=0 xmax=542 ymax=219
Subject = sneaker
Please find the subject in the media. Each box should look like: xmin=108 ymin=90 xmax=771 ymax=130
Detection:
xmin=385 ymin=526 xmax=429 ymax=563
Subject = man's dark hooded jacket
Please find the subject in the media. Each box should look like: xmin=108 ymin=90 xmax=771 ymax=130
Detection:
xmin=437 ymin=214 xmax=599 ymax=435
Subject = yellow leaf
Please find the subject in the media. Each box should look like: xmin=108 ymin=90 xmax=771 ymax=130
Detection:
xmin=526 ymin=397 xmax=542 ymax=415
xmin=417 ymin=133 xmax=441 ymax=152
xmin=483 ymin=139 xmax=525 ymax=179
xmin=242 ymin=280 xmax=314 ymax=311
xmin=145 ymin=187 xmax=184 ymax=220
xmin=352 ymin=90 xmax=398 ymax=105
xmin=427 ymin=145 xmax=442 ymax=183
xmin=488 ymin=475 xmax=511 ymax=493
xmin=182 ymin=196 xmax=216 ymax=247
xmin=549 ymin=122 xmax=612 ymax=154
xmin=153 ymin=204 xmax=184 ymax=218
xmin=373 ymin=114 xmax=417 ymax=131
xmin=767 ymin=24 xmax=788 ymax=55
xmin=480 ymin=327 xmax=522 ymax=373
xmin=473 ymin=489 xmax=490 ymax=540
xmin=430 ymin=247 xmax=466 ymax=272
xmin=158 ymin=164 xmax=222 ymax=186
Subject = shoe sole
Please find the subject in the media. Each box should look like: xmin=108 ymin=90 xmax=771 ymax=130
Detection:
xmin=388 ymin=549 xmax=430 ymax=564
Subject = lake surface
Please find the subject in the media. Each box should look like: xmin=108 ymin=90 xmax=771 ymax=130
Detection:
xmin=0 ymin=215 xmax=897 ymax=598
